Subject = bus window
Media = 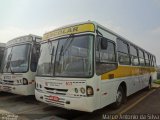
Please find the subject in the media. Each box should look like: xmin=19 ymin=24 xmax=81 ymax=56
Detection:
xmin=30 ymin=43 xmax=40 ymax=72
xmin=148 ymin=54 xmax=151 ymax=66
xmin=153 ymin=56 xmax=156 ymax=67
xmin=117 ymin=39 xmax=130 ymax=65
xmin=150 ymin=55 xmax=154 ymax=67
xmin=130 ymin=45 xmax=139 ymax=66
xmin=2 ymin=44 xmax=31 ymax=73
xmin=144 ymin=52 xmax=149 ymax=66
xmin=96 ymin=36 xmax=117 ymax=75
xmin=138 ymin=49 xmax=145 ymax=66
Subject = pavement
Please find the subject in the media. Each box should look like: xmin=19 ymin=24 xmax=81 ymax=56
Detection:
xmin=152 ymin=82 xmax=160 ymax=88
xmin=126 ymin=87 xmax=160 ymax=114
xmin=0 ymin=83 xmax=160 ymax=120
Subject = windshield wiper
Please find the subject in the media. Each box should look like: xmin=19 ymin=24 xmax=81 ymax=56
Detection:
xmin=58 ymin=34 xmax=74 ymax=63
xmin=5 ymin=53 xmax=14 ymax=74
xmin=62 ymin=34 xmax=74 ymax=54
xmin=47 ymin=39 xmax=55 ymax=66
xmin=45 ymin=40 xmax=56 ymax=75
xmin=9 ymin=56 xmax=14 ymax=74
xmin=50 ymin=47 xmax=55 ymax=66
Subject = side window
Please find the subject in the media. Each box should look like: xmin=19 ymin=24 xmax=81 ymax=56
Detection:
xmin=117 ymin=39 xmax=130 ymax=65
xmin=148 ymin=54 xmax=151 ymax=66
xmin=151 ymin=56 xmax=153 ymax=66
xmin=144 ymin=52 xmax=149 ymax=66
xmin=138 ymin=49 xmax=145 ymax=66
xmin=153 ymin=56 xmax=156 ymax=67
xmin=30 ymin=43 xmax=40 ymax=72
xmin=100 ymin=42 xmax=116 ymax=62
xmin=96 ymin=36 xmax=117 ymax=75
xmin=130 ymin=45 xmax=139 ymax=66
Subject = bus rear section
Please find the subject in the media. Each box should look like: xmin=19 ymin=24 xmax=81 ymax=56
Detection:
xmin=35 ymin=21 xmax=157 ymax=112
xmin=1 ymin=35 xmax=42 ymax=95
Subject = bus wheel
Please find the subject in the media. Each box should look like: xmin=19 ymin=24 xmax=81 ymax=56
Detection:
xmin=112 ymin=86 xmax=125 ymax=109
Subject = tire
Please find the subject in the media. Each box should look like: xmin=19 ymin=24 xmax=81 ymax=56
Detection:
xmin=112 ymin=86 xmax=125 ymax=109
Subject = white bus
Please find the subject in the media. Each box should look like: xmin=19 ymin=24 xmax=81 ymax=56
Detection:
xmin=1 ymin=35 xmax=41 ymax=95
xmin=0 ymin=43 xmax=6 ymax=90
xmin=35 ymin=21 xmax=157 ymax=112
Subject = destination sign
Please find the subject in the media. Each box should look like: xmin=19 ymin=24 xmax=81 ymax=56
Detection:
xmin=43 ymin=23 xmax=95 ymax=40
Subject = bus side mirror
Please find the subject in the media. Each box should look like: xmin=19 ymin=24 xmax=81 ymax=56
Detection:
xmin=101 ymin=38 xmax=108 ymax=49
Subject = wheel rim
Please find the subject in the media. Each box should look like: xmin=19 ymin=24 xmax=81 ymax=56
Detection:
xmin=116 ymin=90 xmax=122 ymax=104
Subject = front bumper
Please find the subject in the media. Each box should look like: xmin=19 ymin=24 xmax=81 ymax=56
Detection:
xmin=35 ymin=89 xmax=95 ymax=112
xmin=1 ymin=84 xmax=35 ymax=95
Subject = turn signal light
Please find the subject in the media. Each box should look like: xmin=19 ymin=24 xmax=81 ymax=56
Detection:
xmin=23 ymin=78 xmax=28 ymax=85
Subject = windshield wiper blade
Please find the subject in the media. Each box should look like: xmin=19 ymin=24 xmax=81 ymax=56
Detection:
xmin=9 ymin=62 xmax=14 ymax=74
xmin=62 ymin=34 xmax=74 ymax=54
xmin=50 ymin=47 xmax=55 ymax=66
xmin=47 ymin=39 xmax=55 ymax=66
xmin=58 ymin=34 xmax=74 ymax=63
xmin=8 ymin=54 xmax=14 ymax=74
xmin=5 ymin=53 xmax=14 ymax=74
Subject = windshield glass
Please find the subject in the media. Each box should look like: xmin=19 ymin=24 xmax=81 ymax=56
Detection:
xmin=37 ymin=41 xmax=58 ymax=76
xmin=37 ymin=34 xmax=93 ymax=77
xmin=2 ymin=44 xmax=31 ymax=73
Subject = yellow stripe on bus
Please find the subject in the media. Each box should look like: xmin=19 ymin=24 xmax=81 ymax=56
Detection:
xmin=43 ymin=23 xmax=95 ymax=40
xmin=101 ymin=66 xmax=156 ymax=80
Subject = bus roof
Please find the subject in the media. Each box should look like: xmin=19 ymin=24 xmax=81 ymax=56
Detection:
xmin=43 ymin=21 xmax=95 ymax=40
xmin=95 ymin=21 xmax=155 ymax=57
xmin=6 ymin=34 xmax=42 ymax=47
xmin=43 ymin=21 xmax=155 ymax=57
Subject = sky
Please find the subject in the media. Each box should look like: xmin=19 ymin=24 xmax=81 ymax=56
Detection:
xmin=0 ymin=0 xmax=160 ymax=64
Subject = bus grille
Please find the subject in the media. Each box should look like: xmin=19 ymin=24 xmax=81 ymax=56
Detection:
xmin=44 ymin=87 xmax=68 ymax=95
xmin=2 ymin=80 xmax=14 ymax=85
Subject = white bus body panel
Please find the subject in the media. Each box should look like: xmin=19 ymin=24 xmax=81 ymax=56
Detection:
xmin=1 ymin=71 xmax=36 ymax=95
xmin=35 ymin=76 xmax=99 ymax=112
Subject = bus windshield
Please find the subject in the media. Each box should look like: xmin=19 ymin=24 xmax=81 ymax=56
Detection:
xmin=37 ymin=34 xmax=93 ymax=77
xmin=2 ymin=44 xmax=31 ymax=73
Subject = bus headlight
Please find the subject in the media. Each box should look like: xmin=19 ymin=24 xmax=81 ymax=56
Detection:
xmin=87 ymin=86 xmax=94 ymax=96
xmin=23 ymin=78 xmax=28 ymax=85
xmin=80 ymin=87 xmax=85 ymax=94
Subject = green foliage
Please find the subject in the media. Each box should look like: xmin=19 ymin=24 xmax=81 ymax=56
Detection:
xmin=154 ymin=80 xmax=160 ymax=84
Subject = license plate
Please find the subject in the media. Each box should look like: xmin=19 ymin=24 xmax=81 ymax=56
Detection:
xmin=49 ymin=96 xmax=59 ymax=101
xmin=4 ymin=76 xmax=11 ymax=80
